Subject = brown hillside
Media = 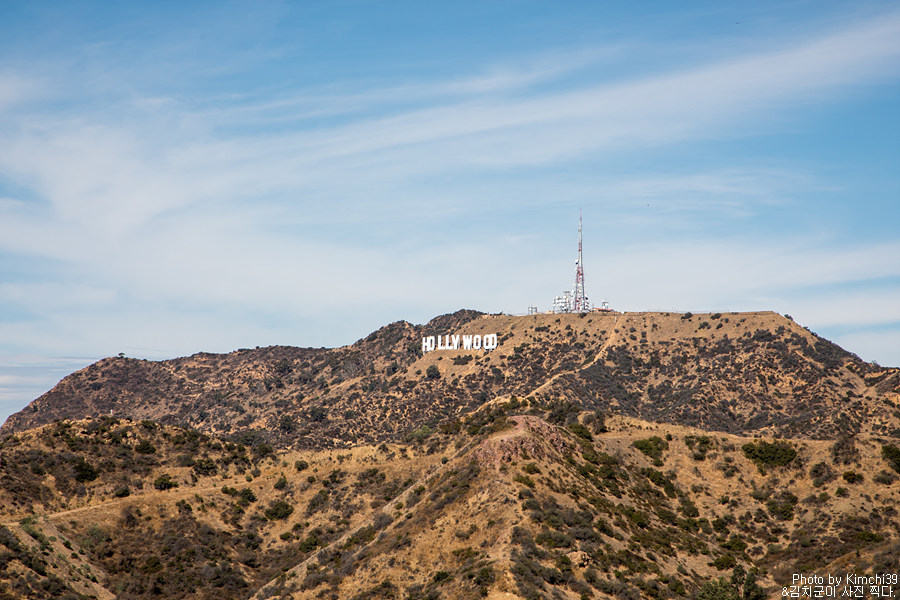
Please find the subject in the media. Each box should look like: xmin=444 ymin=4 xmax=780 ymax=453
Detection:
xmin=2 ymin=311 xmax=899 ymax=446
xmin=2 ymin=406 xmax=899 ymax=600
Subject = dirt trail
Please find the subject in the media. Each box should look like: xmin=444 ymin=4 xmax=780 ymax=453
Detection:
xmin=528 ymin=314 xmax=620 ymax=397
xmin=2 ymin=483 xmax=226 ymax=528
xmin=249 ymin=438 xmax=481 ymax=599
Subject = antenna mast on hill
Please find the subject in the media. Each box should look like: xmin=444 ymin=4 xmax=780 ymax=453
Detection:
xmin=552 ymin=211 xmax=593 ymax=313
xmin=573 ymin=210 xmax=587 ymax=312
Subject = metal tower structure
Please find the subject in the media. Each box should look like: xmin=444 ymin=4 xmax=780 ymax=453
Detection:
xmin=573 ymin=211 xmax=587 ymax=312
xmin=552 ymin=212 xmax=592 ymax=313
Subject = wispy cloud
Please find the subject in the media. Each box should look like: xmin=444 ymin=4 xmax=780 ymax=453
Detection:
xmin=0 ymin=72 xmax=41 ymax=112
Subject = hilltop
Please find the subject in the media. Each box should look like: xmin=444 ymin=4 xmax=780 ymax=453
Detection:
xmin=2 ymin=309 xmax=899 ymax=599
xmin=3 ymin=310 xmax=899 ymax=445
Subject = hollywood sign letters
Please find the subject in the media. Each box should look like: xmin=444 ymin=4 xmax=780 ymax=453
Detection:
xmin=422 ymin=333 xmax=498 ymax=353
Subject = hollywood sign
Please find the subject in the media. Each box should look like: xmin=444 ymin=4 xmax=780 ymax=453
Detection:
xmin=422 ymin=333 xmax=498 ymax=353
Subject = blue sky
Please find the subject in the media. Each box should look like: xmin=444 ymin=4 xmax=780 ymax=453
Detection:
xmin=2 ymin=1 xmax=899 ymax=424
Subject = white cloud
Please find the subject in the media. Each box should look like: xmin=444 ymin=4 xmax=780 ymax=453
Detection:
xmin=3 ymin=11 xmax=898 ymax=244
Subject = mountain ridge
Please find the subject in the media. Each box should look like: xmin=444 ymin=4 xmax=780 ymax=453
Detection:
xmin=3 ymin=310 xmax=898 ymax=445
xmin=2 ymin=307 xmax=900 ymax=599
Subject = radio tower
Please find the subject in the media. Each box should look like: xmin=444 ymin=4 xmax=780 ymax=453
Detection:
xmin=573 ymin=210 xmax=587 ymax=312
xmin=552 ymin=211 xmax=592 ymax=313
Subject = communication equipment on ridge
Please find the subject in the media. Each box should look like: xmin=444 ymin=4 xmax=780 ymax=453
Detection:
xmin=553 ymin=211 xmax=595 ymax=313
xmin=527 ymin=306 xmax=539 ymax=315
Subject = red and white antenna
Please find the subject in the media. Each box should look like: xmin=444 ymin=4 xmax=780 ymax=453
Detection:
xmin=552 ymin=211 xmax=593 ymax=313
xmin=573 ymin=210 xmax=588 ymax=312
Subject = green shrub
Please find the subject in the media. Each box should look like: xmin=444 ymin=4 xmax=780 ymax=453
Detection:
xmin=721 ymin=536 xmax=747 ymax=553
xmin=809 ymin=462 xmax=835 ymax=487
xmin=153 ymin=474 xmax=178 ymax=490
xmin=856 ymin=531 xmax=884 ymax=543
xmin=265 ymin=499 xmax=294 ymax=520
xmin=680 ymin=499 xmax=700 ymax=518
xmin=407 ymin=425 xmax=433 ymax=442
xmin=685 ymin=435 xmax=714 ymax=460
xmin=298 ymin=532 xmax=319 ymax=552
xmin=711 ymin=554 xmax=736 ymax=570
xmin=474 ymin=566 xmax=495 ymax=588
xmin=766 ymin=491 xmax=798 ymax=521
xmin=135 ymin=439 xmax=156 ymax=454
xmin=295 ymin=459 xmax=309 ymax=471
xmin=513 ymin=474 xmax=535 ymax=488
xmin=193 ymin=457 xmax=217 ymax=476
xmin=72 ymin=457 xmax=98 ymax=483
xmin=842 ymin=471 xmax=863 ymax=484
xmin=306 ymin=490 xmax=329 ymax=515
xmin=832 ymin=436 xmax=860 ymax=465
xmin=425 ymin=365 xmax=440 ymax=380
xmin=742 ymin=440 xmax=796 ymax=468
xmin=567 ymin=422 xmax=593 ymax=441
xmin=634 ymin=436 xmax=668 ymax=466
xmin=882 ymin=444 xmax=900 ymax=474
xmin=873 ymin=470 xmax=898 ymax=485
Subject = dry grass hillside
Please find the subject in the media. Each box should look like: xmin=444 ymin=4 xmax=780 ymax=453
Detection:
xmin=1 ymin=310 xmax=899 ymax=599
xmin=1 ymin=401 xmax=900 ymax=599
xmin=3 ymin=311 xmax=898 ymax=447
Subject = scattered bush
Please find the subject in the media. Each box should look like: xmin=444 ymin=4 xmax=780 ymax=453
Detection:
xmin=842 ymin=471 xmax=863 ymax=484
xmin=634 ymin=436 xmax=668 ymax=466
xmin=766 ymin=491 xmax=798 ymax=521
xmin=222 ymin=486 xmax=257 ymax=504
xmin=873 ymin=470 xmax=898 ymax=485
xmin=513 ymin=474 xmax=535 ymax=488
xmin=135 ymin=440 xmax=156 ymax=454
xmin=72 ymin=457 xmax=98 ymax=483
xmin=567 ymin=422 xmax=593 ymax=441
xmin=882 ymin=444 xmax=900 ymax=474
xmin=809 ymin=462 xmax=835 ymax=487
xmin=711 ymin=553 xmax=736 ymax=570
xmin=153 ymin=474 xmax=178 ymax=490
xmin=685 ymin=435 xmax=714 ymax=461
xmin=742 ymin=440 xmax=796 ymax=468
xmin=832 ymin=436 xmax=860 ymax=465
xmin=306 ymin=490 xmax=329 ymax=515
xmin=265 ymin=499 xmax=294 ymax=520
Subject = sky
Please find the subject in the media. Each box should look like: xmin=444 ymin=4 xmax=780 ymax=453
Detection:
xmin=1 ymin=1 xmax=899 ymax=424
